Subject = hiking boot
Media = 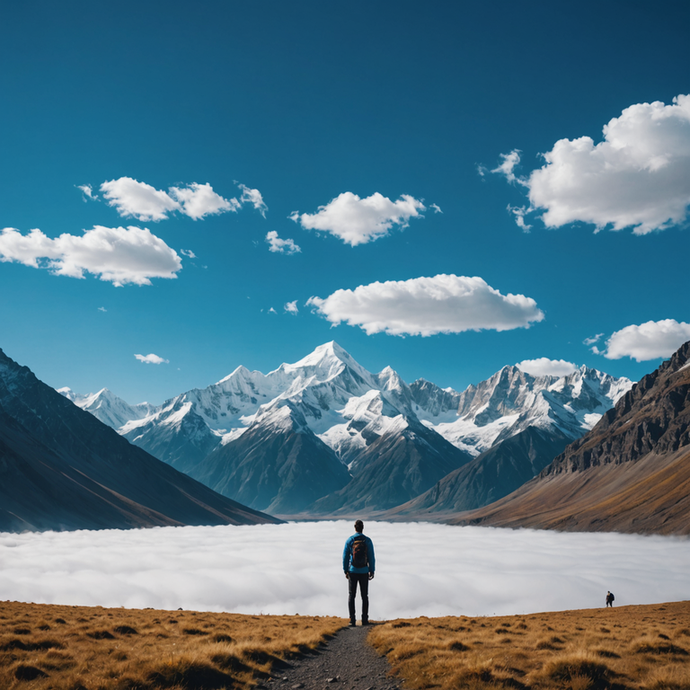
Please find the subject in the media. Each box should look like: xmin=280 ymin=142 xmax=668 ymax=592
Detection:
xmin=349 ymin=620 xmax=356 ymax=627
xmin=361 ymin=620 xmax=369 ymax=626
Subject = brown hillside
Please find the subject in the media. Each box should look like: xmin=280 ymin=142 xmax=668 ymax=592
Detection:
xmin=370 ymin=600 xmax=690 ymax=690
xmin=452 ymin=341 xmax=690 ymax=534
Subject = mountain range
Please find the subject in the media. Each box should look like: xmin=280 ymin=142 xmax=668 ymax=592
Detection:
xmin=452 ymin=340 xmax=690 ymax=534
xmin=0 ymin=348 xmax=279 ymax=531
xmin=61 ymin=342 xmax=632 ymax=517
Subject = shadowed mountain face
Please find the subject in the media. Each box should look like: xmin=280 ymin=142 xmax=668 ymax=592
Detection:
xmin=191 ymin=405 xmax=351 ymax=514
xmin=309 ymin=416 xmax=472 ymax=515
xmin=452 ymin=340 xmax=690 ymax=535
xmin=0 ymin=349 xmax=280 ymax=532
xmin=386 ymin=425 xmax=571 ymax=518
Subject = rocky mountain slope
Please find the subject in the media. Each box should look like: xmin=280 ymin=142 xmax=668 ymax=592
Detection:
xmin=61 ymin=342 xmax=631 ymax=516
xmin=0 ymin=348 xmax=280 ymax=532
xmin=452 ymin=340 xmax=690 ymax=534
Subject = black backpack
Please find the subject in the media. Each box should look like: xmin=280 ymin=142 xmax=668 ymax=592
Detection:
xmin=352 ymin=535 xmax=368 ymax=569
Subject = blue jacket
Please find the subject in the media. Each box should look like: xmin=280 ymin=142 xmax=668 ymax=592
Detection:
xmin=343 ymin=533 xmax=375 ymax=574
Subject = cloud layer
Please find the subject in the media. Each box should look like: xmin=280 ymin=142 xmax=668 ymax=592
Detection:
xmin=597 ymin=319 xmax=690 ymax=361
xmin=1 ymin=522 xmax=688 ymax=618
xmin=291 ymin=192 xmax=425 ymax=246
xmin=496 ymin=95 xmax=690 ymax=234
xmin=0 ymin=226 xmax=181 ymax=286
xmin=99 ymin=178 xmax=264 ymax=222
xmin=517 ymin=357 xmax=578 ymax=377
xmin=307 ymin=275 xmax=544 ymax=336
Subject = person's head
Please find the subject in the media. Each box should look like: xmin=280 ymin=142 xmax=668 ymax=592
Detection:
xmin=354 ymin=520 xmax=364 ymax=533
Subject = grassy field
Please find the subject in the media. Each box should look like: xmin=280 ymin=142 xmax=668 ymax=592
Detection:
xmin=4 ymin=600 xmax=690 ymax=690
xmin=0 ymin=601 xmax=345 ymax=690
xmin=370 ymin=601 xmax=690 ymax=690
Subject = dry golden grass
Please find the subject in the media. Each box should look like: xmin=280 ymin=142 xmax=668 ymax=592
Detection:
xmin=369 ymin=601 xmax=690 ymax=690
xmin=0 ymin=600 xmax=345 ymax=690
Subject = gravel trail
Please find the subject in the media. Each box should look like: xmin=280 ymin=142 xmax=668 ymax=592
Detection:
xmin=259 ymin=625 xmax=400 ymax=690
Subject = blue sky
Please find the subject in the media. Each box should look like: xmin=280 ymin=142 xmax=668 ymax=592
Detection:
xmin=1 ymin=0 xmax=689 ymax=405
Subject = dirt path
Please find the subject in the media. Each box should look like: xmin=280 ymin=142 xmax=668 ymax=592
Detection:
xmin=258 ymin=625 xmax=401 ymax=690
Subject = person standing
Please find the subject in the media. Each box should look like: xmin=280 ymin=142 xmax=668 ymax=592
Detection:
xmin=343 ymin=520 xmax=375 ymax=626
xmin=606 ymin=591 xmax=615 ymax=607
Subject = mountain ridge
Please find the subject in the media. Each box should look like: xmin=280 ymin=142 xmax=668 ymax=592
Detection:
xmin=0 ymin=348 xmax=280 ymax=532
xmin=451 ymin=340 xmax=690 ymax=534
xmin=59 ymin=341 xmax=633 ymax=516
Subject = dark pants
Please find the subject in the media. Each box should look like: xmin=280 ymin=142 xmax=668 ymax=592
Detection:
xmin=348 ymin=572 xmax=369 ymax=623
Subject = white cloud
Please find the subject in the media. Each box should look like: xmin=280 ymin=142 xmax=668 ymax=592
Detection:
xmin=517 ymin=357 xmax=578 ymax=377
xmin=238 ymin=183 xmax=268 ymax=217
xmin=507 ymin=204 xmax=531 ymax=231
xmin=100 ymin=177 xmax=180 ymax=221
xmin=291 ymin=192 xmax=426 ymax=246
xmin=0 ymin=226 xmax=182 ymax=286
xmin=584 ymin=333 xmax=604 ymax=347
xmin=268 ymin=307 xmax=277 ymax=314
xmin=77 ymin=184 xmax=96 ymax=200
xmin=180 ymin=249 xmax=196 ymax=259
xmin=1 ymin=522 xmax=689 ymax=618
xmin=99 ymin=177 xmax=264 ymax=222
xmin=431 ymin=203 xmax=443 ymax=214
xmin=307 ymin=274 xmax=544 ymax=336
xmin=134 ymin=353 xmax=169 ymax=365
xmin=98 ymin=307 xmax=107 ymax=312
xmin=499 ymin=95 xmax=690 ymax=234
xmin=599 ymin=319 xmax=690 ymax=362
xmin=491 ymin=149 xmax=524 ymax=184
xmin=284 ymin=300 xmax=298 ymax=314
xmin=169 ymin=183 xmax=240 ymax=220
xmin=265 ymin=230 xmax=301 ymax=255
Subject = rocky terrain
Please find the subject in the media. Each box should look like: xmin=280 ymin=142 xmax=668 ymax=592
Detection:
xmin=453 ymin=340 xmax=690 ymax=534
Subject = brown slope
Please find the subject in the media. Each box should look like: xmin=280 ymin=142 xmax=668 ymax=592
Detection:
xmin=452 ymin=340 xmax=690 ymax=534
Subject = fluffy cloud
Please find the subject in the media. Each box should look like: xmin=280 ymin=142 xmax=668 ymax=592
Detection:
xmin=496 ymin=95 xmax=690 ymax=234
xmin=238 ymin=184 xmax=268 ymax=217
xmin=265 ymin=230 xmax=301 ymax=254
xmin=0 ymin=226 xmax=182 ymax=286
xmin=597 ymin=319 xmax=690 ymax=361
xmin=99 ymin=177 xmax=264 ymax=222
xmin=180 ymin=249 xmax=196 ymax=259
xmin=284 ymin=300 xmax=298 ymax=314
xmin=517 ymin=357 xmax=578 ymax=377
xmin=0 ymin=522 xmax=688 ymax=618
xmin=134 ymin=353 xmax=169 ymax=364
xmin=100 ymin=177 xmax=180 ymax=221
xmin=169 ymin=182 xmax=240 ymax=220
xmin=307 ymin=274 xmax=544 ymax=336
xmin=291 ymin=192 xmax=426 ymax=246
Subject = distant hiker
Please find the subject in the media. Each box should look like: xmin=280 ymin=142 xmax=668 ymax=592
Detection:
xmin=606 ymin=591 xmax=615 ymax=607
xmin=343 ymin=519 xmax=375 ymax=626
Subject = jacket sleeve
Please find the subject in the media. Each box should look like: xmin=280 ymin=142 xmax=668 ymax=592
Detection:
xmin=343 ymin=537 xmax=351 ymax=572
xmin=367 ymin=537 xmax=375 ymax=573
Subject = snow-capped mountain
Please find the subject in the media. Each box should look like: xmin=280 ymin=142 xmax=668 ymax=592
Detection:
xmin=58 ymin=387 xmax=156 ymax=430
xmin=62 ymin=341 xmax=632 ymax=516
xmin=411 ymin=364 xmax=632 ymax=456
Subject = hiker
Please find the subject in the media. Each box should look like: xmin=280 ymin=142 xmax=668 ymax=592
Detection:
xmin=606 ymin=591 xmax=615 ymax=607
xmin=343 ymin=519 xmax=375 ymax=627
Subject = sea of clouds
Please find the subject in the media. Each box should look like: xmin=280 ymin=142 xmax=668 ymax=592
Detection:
xmin=1 ymin=521 xmax=688 ymax=619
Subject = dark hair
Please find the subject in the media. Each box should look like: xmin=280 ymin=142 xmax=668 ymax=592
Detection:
xmin=354 ymin=520 xmax=364 ymax=532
